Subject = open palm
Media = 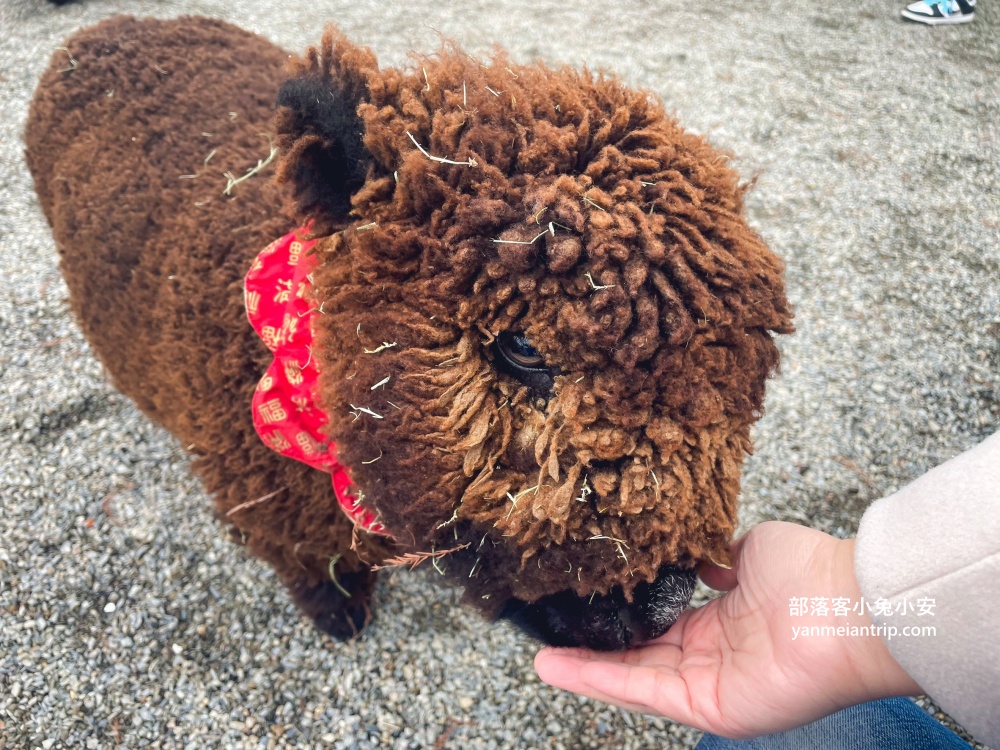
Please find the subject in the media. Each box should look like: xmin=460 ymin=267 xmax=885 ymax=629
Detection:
xmin=534 ymin=522 xmax=920 ymax=739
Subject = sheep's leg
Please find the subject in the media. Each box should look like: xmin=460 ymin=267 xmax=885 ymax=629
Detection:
xmin=195 ymin=444 xmax=387 ymax=640
xmin=288 ymin=568 xmax=378 ymax=640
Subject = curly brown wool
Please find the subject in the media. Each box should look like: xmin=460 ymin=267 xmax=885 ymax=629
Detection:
xmin=294 ymin=30 xmax=792 ymax=606
xmin=27 ymin=16 xmax=791 ymax=648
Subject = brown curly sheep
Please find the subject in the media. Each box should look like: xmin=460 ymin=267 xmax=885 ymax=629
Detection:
xmin=25 ymin=15 xmax=792 ymax=651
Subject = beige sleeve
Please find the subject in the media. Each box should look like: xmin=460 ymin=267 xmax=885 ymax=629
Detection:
xmin=854 ymin=430 xmax=1000 ymax=747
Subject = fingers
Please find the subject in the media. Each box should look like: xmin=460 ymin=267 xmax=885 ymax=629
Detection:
xmin=534 ymin=649 xmax=656 ymax=714
xmin=582 ymin=660 xmax=691 ymax=718
xmin=698 ymin=532 xmax=750 ymax=591
xmin=536 ymin=639 xmax=684 ymax=668
xmin=534 ymin=649 xmax=698 ymax=726
xmin=698 ymin=560 xmax=737 ymax=592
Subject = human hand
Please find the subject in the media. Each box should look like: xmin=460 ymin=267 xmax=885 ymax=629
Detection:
xmin=534 ymin=521 xmax=921 ymax=739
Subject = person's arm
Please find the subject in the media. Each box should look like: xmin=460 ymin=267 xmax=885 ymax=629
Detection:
xmin=855 ymin=430 xmax=1000 ymax=747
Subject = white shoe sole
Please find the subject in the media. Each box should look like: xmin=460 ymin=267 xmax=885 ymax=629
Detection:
xmin=901 ymin=8 xmax=976 ymax=23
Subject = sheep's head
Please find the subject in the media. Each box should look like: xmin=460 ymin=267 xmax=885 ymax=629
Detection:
xmin=275 ymin=29 xmax=792 ymax=651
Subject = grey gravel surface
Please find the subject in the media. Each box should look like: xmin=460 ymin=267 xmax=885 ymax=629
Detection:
xmin=1 ymin=0 xmax=998 ymax=748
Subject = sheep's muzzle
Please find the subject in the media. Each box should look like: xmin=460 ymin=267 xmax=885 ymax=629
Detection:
xmin=497 ymin=564 xmax=697 ymax=651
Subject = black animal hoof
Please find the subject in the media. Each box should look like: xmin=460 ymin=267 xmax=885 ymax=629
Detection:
xmin=289 ymin=572 xmax=374 ymax=641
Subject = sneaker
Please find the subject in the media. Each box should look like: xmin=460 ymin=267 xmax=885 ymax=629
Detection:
xmin=902 ymin=0 xmax=976 ymax=23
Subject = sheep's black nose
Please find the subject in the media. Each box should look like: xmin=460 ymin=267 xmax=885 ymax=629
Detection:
xmin=499 ymin=565 xmax=697 ymax=651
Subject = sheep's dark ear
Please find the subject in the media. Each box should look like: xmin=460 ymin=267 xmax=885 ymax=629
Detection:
xmin=275 ymin=28 xmax=376 ymax=232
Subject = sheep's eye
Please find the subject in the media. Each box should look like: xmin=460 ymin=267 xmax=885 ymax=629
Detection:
xmin=492 ymin=332 xmax=556 ymax=396
xmin=498 ymin=333 xmax=545 ymax=369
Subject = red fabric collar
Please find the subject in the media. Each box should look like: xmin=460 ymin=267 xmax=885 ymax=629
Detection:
xmin=244 ymin=228 xmax=389 ymax=537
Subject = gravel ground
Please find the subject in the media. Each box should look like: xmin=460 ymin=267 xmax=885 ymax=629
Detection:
xmin=1 ymin=0 xmax=997 ymax=748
